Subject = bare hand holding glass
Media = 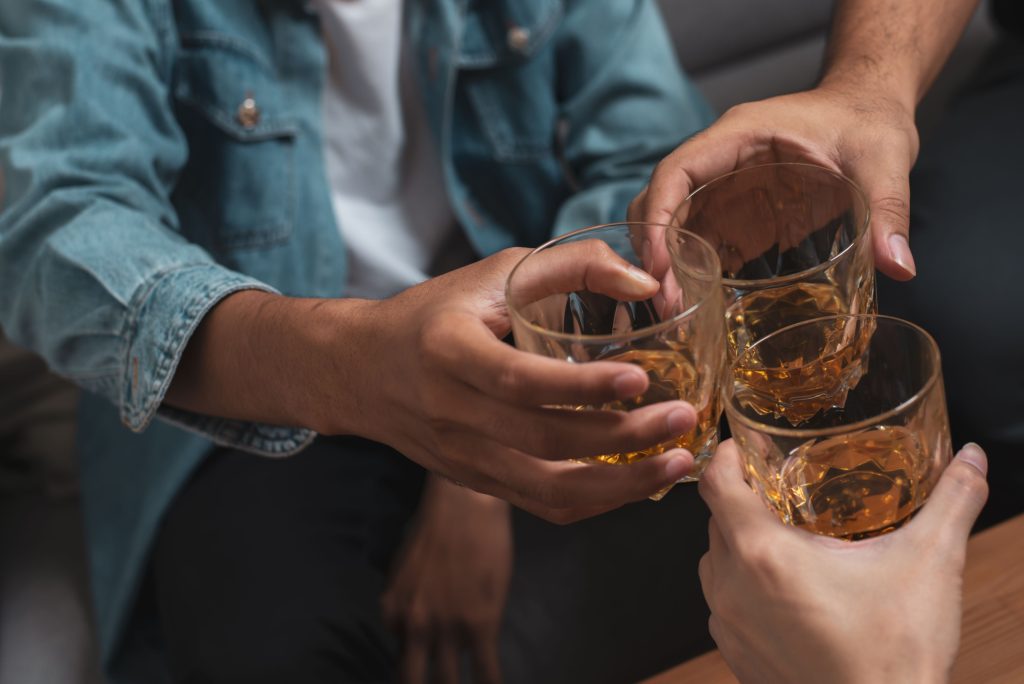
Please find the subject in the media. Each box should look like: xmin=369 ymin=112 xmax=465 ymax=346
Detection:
xmin=507 ymin=223 xmax=726 ymax=493
xmin=698 ymin=439 xmax=988 ymax=684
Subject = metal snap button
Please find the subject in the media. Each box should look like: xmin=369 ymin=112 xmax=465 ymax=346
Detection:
xmin=236 ymin=94 xmax=261 ymax=129
xmin=507 ymin=25 xmax=530 ymax=53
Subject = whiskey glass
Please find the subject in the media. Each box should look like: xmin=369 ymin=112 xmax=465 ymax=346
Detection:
xmin=669 ymin=162 xmax=874 ymax=360
xmin=725 ymin=314 xmax=952 ymax=540
xmin=506 ymin=223 xmax=726 ymax=492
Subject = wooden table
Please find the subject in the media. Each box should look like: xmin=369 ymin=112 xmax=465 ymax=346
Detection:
xmin=645 ymin=514 xmax=1024 ymax=684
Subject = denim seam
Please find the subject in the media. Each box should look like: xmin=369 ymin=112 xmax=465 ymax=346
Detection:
xmin=178 ymin=31 xmax=275 ymax=72
xmin=457 ymin=0 xmax=563 ymax=68
xmin=119 ymin=264 xmax=274 ymax=431
xmin=174 ymin=94 xmax=300 ymax=141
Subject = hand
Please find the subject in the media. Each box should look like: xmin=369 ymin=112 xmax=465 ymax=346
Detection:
xmin=698 ymin=440 xmax=989 ymax=684
xmin=629 ymin=86 xmax=920 ymax=281
xmin=168 ymin=245 xmax=697 ymax=524
xmin=336 ymin=246 xmax=697 ymax=523
xmin=382 ymin=476 xmax=512 ymax=684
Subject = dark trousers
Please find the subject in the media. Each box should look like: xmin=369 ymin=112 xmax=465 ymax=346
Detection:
xmin=879 ymin=36 xmax=1024 ymax=530
xmin=152 ymin=433 xmax=714 ymax=684
xmin=153 ymin=436 xmax=426 ymax=683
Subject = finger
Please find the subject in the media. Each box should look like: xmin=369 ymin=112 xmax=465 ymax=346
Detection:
xmin=468 ymin=628 xmax=503 ymax=684
xmin=400 ymin=636 xmax=430 ymax=684
xmin=846 ymin=148 xmax=916 ymax=281
xmin=508 ymin=238 xmax=659 ymax=305
xmin=433 ymin=317 xmax=655 ymax=407
xmin=643 ymin=129 xmax=760 ymax=226
xmin=907 ymin=443 xmax=989 ymax=552
xmin=447 ymin=388 xmax=698 ymax=461
xmin=697 ymin=440 xmax=777 ymax=548
xmin=698 ymin=551 xmax=715 ymax=611
xmin=435 ymin=637 xmax=460 ymax=684
xmin=443 ymin=437 xmax=695 ymax=522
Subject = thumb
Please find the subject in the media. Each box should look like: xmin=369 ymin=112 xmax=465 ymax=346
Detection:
xmin=848 ymin=148 xmax=916 ymax=281
xmin=698 ymin=439 xmax=778 ymax=548
xmin=908 ymin=443 xmax=989 ymax=550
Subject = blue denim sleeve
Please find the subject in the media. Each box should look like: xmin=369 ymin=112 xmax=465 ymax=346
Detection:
xmin=551 ymin=0 xmax=715 ymax=234
xmin=0 ymin=0 xmax=312 ymax=455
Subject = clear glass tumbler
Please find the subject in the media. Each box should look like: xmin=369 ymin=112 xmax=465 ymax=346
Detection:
xmin=506 ymin=222 xmax=726 ymax=490
xmin=669 ymin=162 xmax=874 ymax=360
xmin=725 ymin=314 xmax=952 ymax=540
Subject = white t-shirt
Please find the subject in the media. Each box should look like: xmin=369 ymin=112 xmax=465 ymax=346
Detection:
xmin=316 ymin=0 xmax=464 ymax=299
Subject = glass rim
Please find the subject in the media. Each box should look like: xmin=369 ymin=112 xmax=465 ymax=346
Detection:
xmin=680 ymin=162 xmax=872 ymax=290
xmin=505 ymin=221 xmax=722 ymax=344
xmin=724 ymin=314 xmax=943 ymax=439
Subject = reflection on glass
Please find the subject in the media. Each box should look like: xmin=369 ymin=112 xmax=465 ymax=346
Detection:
xmin=726 ymin=315 xmax=952 ymax=540
xmin=506 ymin=223 xmax=725 ymax=495
xmin=669 ymin=163 xmax=875 ymax=360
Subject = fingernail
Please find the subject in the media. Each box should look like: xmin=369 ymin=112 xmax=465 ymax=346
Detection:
xmin=626 ymin=265 xmax=656 ymax=285
xmin=957 ymin=442 xmax=988 ymax=476
xmin=666 ymin=406 xmax=695 ymax=435
xmin=613 ymin=370 xmax=647 ymax=398
xmin=665 ymin=454 xmax=694 ymax=481
xmin=888 ymin=234 xmax=917 ymax=277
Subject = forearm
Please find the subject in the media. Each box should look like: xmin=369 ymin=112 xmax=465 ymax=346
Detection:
xmin=822 ymin=0 xmax=981 ymax=108
xmin=165 ymin=290 xmax=378 ymax=435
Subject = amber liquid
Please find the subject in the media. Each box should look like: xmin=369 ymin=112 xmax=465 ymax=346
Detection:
xmin=727 ymin=281 xmax=847 ymax=359
xmin=580 ymin=349 xmax=720 ymax=477
xmin=767 ymin=426 xmax=929 ymax=540
xmin=730 ymin=282 xmax=875 ymax=425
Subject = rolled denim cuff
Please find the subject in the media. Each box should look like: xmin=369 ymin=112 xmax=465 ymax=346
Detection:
xmin=120 ymin=263 xmax=314 ymax=456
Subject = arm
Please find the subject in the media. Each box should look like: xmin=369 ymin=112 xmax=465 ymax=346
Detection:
xmin=0 ymin=0 xmax=285 ymax=447
xmin=0 ymin=1 xmax=694 ymax=521
xmin=697 ymin=441 xmax=989 ymax=684
xmin=632 ymin=0 xmax=981 ymax=281
xmin=822 ymin=0 xmax=982 ymax=110
xmin=164 ymin=246 xmax=698 ymax=523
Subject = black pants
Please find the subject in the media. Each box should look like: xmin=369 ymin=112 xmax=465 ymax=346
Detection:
xmin=879 ymin=37 xmax=1024 ymax=529
xmin=152 ymin=434 xmax=713 ymax=684
xmin=153 ymin=436 xmax=426 ymax=683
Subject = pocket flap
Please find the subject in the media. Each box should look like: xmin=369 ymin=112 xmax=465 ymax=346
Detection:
xmin=173 ymin=38 xmax=299 ymax=141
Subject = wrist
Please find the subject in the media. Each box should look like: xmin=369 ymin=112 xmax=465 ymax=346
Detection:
xmin=815 ymin=59 xmax=921 ymax=120
xmin=295 ymin=296 xmax=383 ymax=436
xmin=424 ymin=475 xmax=511 ymax=516
xmin=815 ymin=72 xmax=917 ymax=123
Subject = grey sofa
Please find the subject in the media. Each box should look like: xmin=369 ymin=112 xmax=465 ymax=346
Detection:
xmin=0 ymin=2 xmax=997 ymax=683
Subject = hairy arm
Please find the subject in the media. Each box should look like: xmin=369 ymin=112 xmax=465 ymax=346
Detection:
xmin=632 ymin=0 xmax=981 ymax=282
xmin=823 ymin=0 xmax=981 ymax=110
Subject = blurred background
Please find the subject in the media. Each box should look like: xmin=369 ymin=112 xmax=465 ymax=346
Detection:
xmin=0 ymin=1 xmax=1002 ymax=682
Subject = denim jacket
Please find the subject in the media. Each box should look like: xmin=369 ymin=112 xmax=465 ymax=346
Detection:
xmin=0 ymin=0 xmax=710 ymax=677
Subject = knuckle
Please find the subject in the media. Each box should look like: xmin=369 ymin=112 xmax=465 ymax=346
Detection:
xmin=873 ymin=195 xmax=910 ymax=223
xmin=735 ymin=537 xmax=777 ymax=569
xmin=947 ymin=462 xmax=990 ymax=504
xmin=545 ymin=508 xmax=577 ymax=525
xmin=697 ymin=458 xmax=724 ymax=502
xmin=721 ymin=102 xmax=753 ymax=122
xmin=405 ymin=603 xmax=433 ymax=638
xmin=495 ymin=357 xmax=526 ymax=399
xmin=418 ymin=314 xmax=454 ymax=356
xmin=494 ymin=247 xmax=530 ymax=270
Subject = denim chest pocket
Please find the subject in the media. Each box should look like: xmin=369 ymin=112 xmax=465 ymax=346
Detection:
xmin=172 ymin=38 xmax=299 ymax=251
xmin=458 ymin=0 xmax=561 ymax=163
